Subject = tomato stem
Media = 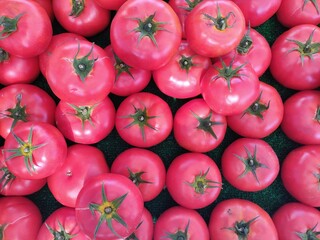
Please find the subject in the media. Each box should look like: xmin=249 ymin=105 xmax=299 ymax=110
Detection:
xmin=0 ymin=13 xmax=24 ymax=39
xmin=186 ymin=168 xmax=222 ymax=194
xmin=241 ymin=91 xmax=270 ymax=120
xmin=128 ymin=168 xmax=152 ymax=186
xmin=67 ymin=103 xmax=98 ymax=131
xmin=113 ymin=51 xmax=134 ymax=82
xmin=70 ymin=0 xmax=85 ymax=17
xmin=4 ymin=93 xmax=28 ymax=132
xmin=237 ymin=27 xmax=253 ymax=55
xmin=203 ymin=3 xmax=235 ymax=31
xmin=223 ymin=216 xmax=259 ymax=240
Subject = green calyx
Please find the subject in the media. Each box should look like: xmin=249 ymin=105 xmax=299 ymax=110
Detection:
xmin=314 ymin=106 xmax=320 ymax=122
xmin=89 ymin=183 xmax=128 ymax=239
xmin=296 ymin=223 xmax=320 ymax=240
xmin=234 ymin=145 xmax=268 ymax=185
xmin=182 ymin=0 xmax=203 ymax=11
xmin=302 ymin=0 xmax=320 ymax=14
xmin=237 ymin=28 xmax=253 ymax=55
xmin=45 ymin=221 xmax=77 ymax=240
xmin=0 ymin=13 xmax=24 ymax=39
xmin=73 ymin=43 xmax=97 ymax=82
xmin=223 ymin=216 xmax=259 ymax=240
xmin=0 ymin=224 xmax=7 ymax=240
xmin=241 ymin=91 xmax=270 ymax=120
xmin=0 ymin=48 xmax=9 ymax=62
xmin=70 ymin=0 xmax=85 ymax=17
xmin=67 ymin=103 xmax=97 ymax=130
xmin=125 ymin=221 xmax=143 ymax=240
xmin=203 ymin=3 xmax=235 ymax=31
xmin=113 ymin=51 xmax=134 ymax=81
xmin=128 ymin=168 xmax=152 ymax=186
xmin=4 ymin=93 xmax=28 ymax=132
xmin=165 ymin=220 xmax=190 ymax=240
xmin=186 ymin=168 xmax=222 ymax=194
xmin=0 ymin=167 xmax=15 ymax=192
xmin=287 ymin=29 xmax=320 ymax=66
xmin=179 ymin=55 xmax=195 ymax=74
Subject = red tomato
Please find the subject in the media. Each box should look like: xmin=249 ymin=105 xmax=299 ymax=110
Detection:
xmin=93 ymin=0 xmax=127 ymax=10
xmin=221 ymin=138 xmax=279 ymax=192
xmin=3 ymin=121 xmax=67 ymax=179
xmin=270 ymin=24 xmax=320 ymax=90
xmin=52 ymin=0 xmax=111 ymax=37
xmin=272 ymin=202 xmax=320 ymax=240
xmin=111 ymin=147 xmax=166 ymax=202
xmin=281 ymin=90 xmax=320 ymax=145
xmin=0 ymin=83 xmax=56 ymax=139
xmin=110 ymin=0 xmax=182 ymax=70
xmin=281 ymin=145 xmax=320 ymax=207
xmin=153 ymin=206 xmax=210 ymax=240
xmin=166 ymin=152 xmax=222 ymax=209
xmin=115 ymin=92 xmax=173 ymax=148
xmin=153 ymin=40 xmax=211 ymax=99
xmin=209 ymin=198 xmax=278 ymax=239
xmin=75 ymin=173 xmax=144 ymax=240
xmin=47 ymin=144 xmax=109 ymax=208
xmin=55 ymin=96 xmax=115 ymax=144
xmin=126 ymin=207 xmax=154 ymax=240
xmin=227 ymin=81 xmax=284 ymax=139
xmin=34 ymin=0 xmax=55 ymax=22
xmin=185 ymin=0 xmax=245 ymax=58
xmin=0 ymin=196 xmax=42 ymax=240
xmin=201 ymin=58 xmax=260 ymax=116
xmin=173 ymin=98 xmax=227 ymax=152
xmin=37 ymin=207 xmax=89 ymax=240
xmin=104 ymin=45 xmax=151 ymax=97
xmin=45 ymin=39 xmax=115 ymax=105
xmin=0 ymin=0 xmax=52 ymax=58
xmin=276 ymin=0 xmax=320 ymax=28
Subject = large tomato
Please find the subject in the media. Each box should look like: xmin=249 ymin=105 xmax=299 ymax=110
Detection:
xmin=110 ymin=0 xmax=182 ymax=70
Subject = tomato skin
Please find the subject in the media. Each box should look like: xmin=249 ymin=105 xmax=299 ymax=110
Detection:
xmin=153 ymin=206 xmax=210 ymax=240
xmin=93 ymin=0 xmax=127 ymax=10
xmin=0 ymin=196 xmax=42 ymax=240
xmin=209 ymin=198 xmax=278 ymax=240
xmin=272 ymin=202 xmax=320 ymax=240
xmin=128 ymin=207 xmax=154 ymax=240
xmin=281 ymin=90 xmax=320 ymax=145
xmin=270 ymin=24 xmax=320 ymax=90
xmin=47 ymin=144 xmax=109 ymax=208
xmin=185 ymin=0 xmax=245 ymax=58
xmin=111 ymin=148 xmax=166 ymax=202
xmin=34 ymin=0 xmax=55 ymax=22
xmin=227 ymin=82 xmax=284 ymax=139
xmin=153 ymin=40 xmax=211 ymax=99
xmin=110 ymin=0 xmax=182 ymax=71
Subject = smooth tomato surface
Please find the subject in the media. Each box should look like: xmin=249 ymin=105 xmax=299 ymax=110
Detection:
xmin=93 ymin=0 xmax=127 ymax=10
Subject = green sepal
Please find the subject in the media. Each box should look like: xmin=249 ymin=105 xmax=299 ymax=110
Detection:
xmin=45 ymin=221 xmax=78 ymax=240
xmin=0 ymin=13 xmax=24 ymax=39
xmin=186 ymin=168 xmax=222 ymax=194
xmin=67 ymin=103 xmax=98 ymax=131
xmin=70 ymin=0 xmax=85 ymax=17
xmin=241 ymin=91 xmax=270 ymax=120
xmin=128 ymin=168 xmax=152 ymax=186
xmin=222 ymin=216 xmax=259 ymax=240
xmin=181 ymin=0 xmax=203 ymax=11
xmin=0 ymin=167 xmax=15 ymax=192
xmin=0 ymin=48 xmax=9 ymax=62
xmin=4 ymin=93 xmax=28 ymax=132
xmin=165 ymin=220 xmax=190 ymax=240
xmin=295 ymin=223 xmax=320 ymax=240
xmin=203 ymin=3 xmax=235 ymax=31
xmin=302 ymin=0 xmax=319 ymax=14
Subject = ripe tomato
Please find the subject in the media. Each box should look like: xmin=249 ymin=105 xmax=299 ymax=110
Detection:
xmin=110 ymin=0 xmax=182 ymax=70
xmin=153 ymin=40 xmax=211 ymax=99
xmin=281 ymin=145 xmax=320 ymax=207
xmin=281 ymin=90 xmax=320 ymax=145
xmin=111 ymin=148 xmax=166 ymax=202
xmin=126 ymin=207 xmax=154 ymax=240
xmin=93 ymin=0 xmax=127 ymax=10
xmin=173 ymin=98 xmax=227 ymax=152
xmin=47 ymin=144 xmax=109 ymax=208
xmin=227 ymin=81 xmax=284 ymax=139
xmin=45 ymin=39 xmax=115 ymax=105
xmin=115 ymin=92 xmax=173 ymax=148
xmin=201 ymin=58 xmax=260 ymax=116
xmin=153 ymin=206 xmax=210 ymax=240
xmin=270 ymin=24 xmax=320 ymax=90
xmin=221 ymin=138 xmax=279 ymax=192
xmin=0 ymin=83 xmax=56 ymax=139
xmin=209 ymin=198 xmax=278 ymax=239
xmin=55 ymin=96 xmax=115 ymax=144
xmin=272 ymin=202 xmax=320 ymax=240
xmin=185 ymin=0 xmax=245 ymax=58
xmin=0 ymin=0 xmax=52 ymax=58
xmin=34 ymin=0 xmax=55 ymax=22
xmin=3 ymin=121 xmax=67 ymax=179
xmin=0 ymin=196 xmax=42 ymax=240
xmin=166 ymin=152 xmax=222 ymax=209
xmin=75 ymin=173 xmax=144 ymax=240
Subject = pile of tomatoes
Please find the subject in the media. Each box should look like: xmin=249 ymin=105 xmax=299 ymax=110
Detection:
xmin=1 ymin=0 xmax=320 ymax=239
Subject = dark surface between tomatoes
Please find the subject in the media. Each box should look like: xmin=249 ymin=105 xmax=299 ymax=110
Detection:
xmin=0 ymin=10 xmax=303 ymax=224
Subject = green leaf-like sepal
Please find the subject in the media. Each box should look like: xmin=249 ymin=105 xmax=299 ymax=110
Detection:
xmin=0 ymin=13 xmax=24 ymax=39
xmin=186 ymin=168 xmax=222 ymax=194
xmin=203 ymin=3 xmax=235 ymax=31
xmin=45 ymin=221 xmax=78 ymax=240
xmin=70 ymin=0 xmax=85 ymax=17
xmin=165 ymin=220 xmax=190 ymax=240
xmin=222 ymin=216 xmax=259 ymax=240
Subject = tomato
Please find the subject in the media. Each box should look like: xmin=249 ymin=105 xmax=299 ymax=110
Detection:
xmin=104 ymin=45 xmax=151 ymax=97
xmin=93 ymin=0 xmax=127 ymax=10
xmin=270 ymin=24 xmax=320 ymax=90
xmin=153 ymin=206 xmax=209 ymax=240
xmin=45 ymin=38 xmax=115 ymax=105
xmin=111 ymin=147 xmax=166 ymax=202
xmin=281 ymin=145 xmax=320 ymax=207
xmin=281 ymin=90 xmax=320 ymax=145
xmin=173 ymin=98 xmax=227 ymax=152
xmin=0 ymin=0 xmax=52 ymax=58
xmin=55 ymin=96 xmax=115 ymax=144
xmin=231 ymin=0 xmax=282 ymax=27
xmin=37 ymin=207 xmax=89 ymax=240
xmin=0 ymin=48 xmax=40 ymax=85
xmin=201 ymin=58 xmax=260 ymax=116
xmin=3 ymin=121 xmax=67 ymax=179
xmin=75 ymin=173 xmax=144 ymax=240
xmin=110 ymin=0 xmax=182 ymax=71
xmin=34 ymin=0 xmax=55 ymax=22
xmin=221 ymin=138 xmax=279 ymax=192
xmin=47 ymin=144 xmax=109 ymax=208
xmin=227 ymin=81 xmax=284 ymax=139
xmin=0 ymin=196 xmax=42 ymax=240
xmin=276 ymin=0 xmax=320 ymax=28
xmin=272 ymin=202 xmax=320 ymax=240
xmin=52 ymin=0 xmax=111 ymax=37
xmin=153 ymin=40 xmax=211 ymax=99
xmin=209 ymin=198 xmax=278 ymax=239
xmin=166 ymin=152 xmax=222 ymax=209
xmin=115 ymin=92 xmax=173 ymax=148
xmin=185 ymin=0 xmax=245 ymax=58
xmin=126 ymin=207 xmax=154 ymax=240
xmin=0 ymin=83 xmax=56 ymax=139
